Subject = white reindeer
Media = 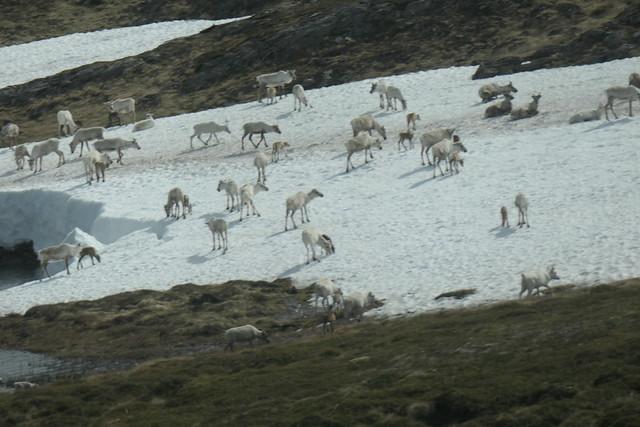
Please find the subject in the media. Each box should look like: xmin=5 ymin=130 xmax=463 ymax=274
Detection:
xmin=239 ymin=182 xmax=269 ymax=221
xmin=520 ymin=266 xmax=560 ymax=298
xmin=285 ymin=189 xmax=324 ymax=231
xmin=384 ymin=85 xmax=407 ymax=111
xmin=206 ymin=218 xmax=228 ymax=253
xmin=256 ymin=70 xmax=296 ymax=103
xmin=28 ymin=138 xmax=65 ymax=173
xmin=38 ymin=243 xmax=81 ymax=278
xmin=515 ymin=192 xmax=530 ymax=228
xmin=1 ymin=122 xmax=20 ymax=146
xmin=369 ymin=80 xmax=388 ymax=109
xmin=83 ymin=150 xmax=112 ymax=184
xmin=484 ymin=93 xmax=514 ymax=118
xmin=313 ymin=278 xmax=343 ymax=309
xmin=511 ymin=94 xmax=542 ymax=120
xmin=266 ymin=87 xmax=277 ymax=105
xmin=604 ymin=86 xmax=640 ymax=120
xmin=292 ymin=84 xmax=310 ymax=111
xmin=56 ymin=110 xmax=79 ymax=137
xmin=69 ymin=127 xmax=105 ymax=157
xmin=132 ymin=113 xmax=155 ymax=132
xmin=478 ymin=81 xmax=518 ymax=103
xmin=431 ymin=136 xmax=467 ymax=178
xmin=271 ymin=141 xmax=290 ymax=162
xmin=164 ymin=187 xmax=189 ymax=219
xmin=190 ymin=120 xmax=231 ymax=148
xmin=350 ymin=115 xmax=387 ymax=139
xmin=345 ymin=132 xmax=383 ymax=173
xmin=419 ymin=128 xmax=455 ymax=166
xmin=224 ymin=325 xmax=269 ymax=351
xmin=105 ymin=97 xmax=136 ymax=125
xmin=241 ymin=122 xmax=281 ymax=150
xmin=254 ymin=151 xmax=269 ymax=183
xmin=93 ymin=137 xmax=140 ymax=165
xmin=13 ymin=145 xmax=30 ymax=170
xmin=217 ymin=179 xmax=240 ymax=212
xmin=568 ymin=104 xmax=605 ymax=124
xmin=343 ymin=291 xmax=376 ymax=321
xmin=302 ymin=226 xmax=335 ymax=264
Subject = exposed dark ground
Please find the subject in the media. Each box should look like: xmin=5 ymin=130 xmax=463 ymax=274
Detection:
xmin=1 ymin=0 xmax=640 ymax=145
xmin=0 ymin=278 xmax=639 ymax=426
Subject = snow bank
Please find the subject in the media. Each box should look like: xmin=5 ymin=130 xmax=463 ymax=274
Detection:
xmin=0 ymin=190 xmax=154 ymax=250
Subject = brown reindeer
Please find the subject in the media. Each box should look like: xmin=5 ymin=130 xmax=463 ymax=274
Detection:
xmin=77 ymin=246 xmax=101 ymax=269
xmin=500 ymin=206 xmax=509 ymax=228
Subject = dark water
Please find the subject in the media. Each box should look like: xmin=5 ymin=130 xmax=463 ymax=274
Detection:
xmin=0 ymin=349 xmax=136 ymax=387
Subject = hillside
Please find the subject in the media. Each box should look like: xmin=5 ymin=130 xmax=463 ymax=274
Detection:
xmin=0 ymin=278 xmax=639 ymax=426
xmin=2 ymin=0 xmax=640 ymax=144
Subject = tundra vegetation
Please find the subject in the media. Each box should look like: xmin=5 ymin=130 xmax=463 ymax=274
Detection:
xmin=0 ymin=278 xmax=639 ymax=427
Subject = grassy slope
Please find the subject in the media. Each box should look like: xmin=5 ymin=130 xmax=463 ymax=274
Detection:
xmin=1 ymin=0 xmax=637 ymax=145
xmin=1 ymin=278 xmax=639 ymax=426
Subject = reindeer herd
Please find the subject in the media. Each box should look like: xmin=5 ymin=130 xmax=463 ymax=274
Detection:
xmin=3 ymin=64 xmax=639 ymax=329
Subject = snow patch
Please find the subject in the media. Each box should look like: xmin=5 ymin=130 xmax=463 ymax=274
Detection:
xmin=0 ymin=17 xmax=250 ymax=90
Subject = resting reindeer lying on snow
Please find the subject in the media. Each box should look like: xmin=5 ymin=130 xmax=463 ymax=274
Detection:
xmin=510 ymin=94 xmax=541 ymax=120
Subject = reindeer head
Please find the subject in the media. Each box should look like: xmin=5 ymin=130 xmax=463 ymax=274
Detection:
xmin=258 ymin=328 xmax=270 ymax=343
xmin=310 ymin=189 xmax=324 ymax=198
xmin=379 ymin=126 xmax=387 ymax=140
xmin=164 ymin=203 xmax=171 ymax=217
xmin=370 ymin=83 xmax=377 ymax=94
xmin=508 ymin=82 xmax=518 ymax=93
xmin=274 ymin=125 xmax=282 ymax=134
xmin=319 ymin=234 xmax=335 ymax=255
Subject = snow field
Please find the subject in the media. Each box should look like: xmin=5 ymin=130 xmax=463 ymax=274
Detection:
xmin=0 ymin=26 xmax=639 ymax=316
